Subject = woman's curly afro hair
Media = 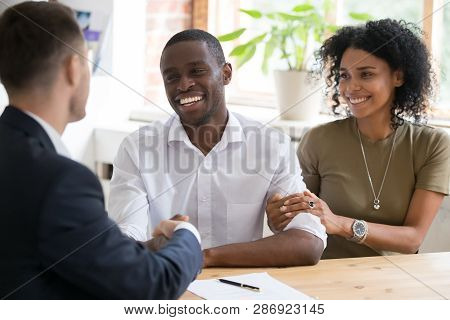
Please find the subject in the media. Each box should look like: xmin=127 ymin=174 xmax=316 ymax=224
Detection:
xmin=317 ymin=19 xmax=434 ymax=128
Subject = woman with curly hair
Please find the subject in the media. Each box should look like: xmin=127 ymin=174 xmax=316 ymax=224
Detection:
xmin=266 ymin=19 xmax=450 ymax=259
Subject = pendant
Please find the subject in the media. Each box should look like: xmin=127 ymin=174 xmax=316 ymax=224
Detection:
xmin=373 ymin=199 xmax=380 ymax=210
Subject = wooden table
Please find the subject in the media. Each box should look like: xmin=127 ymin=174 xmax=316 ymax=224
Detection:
xmin=181 ymin=252 xmax=450 ymax=300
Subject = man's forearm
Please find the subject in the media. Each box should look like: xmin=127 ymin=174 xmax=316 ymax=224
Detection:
xmin=203 ymin=229 xmax=324 ymax=267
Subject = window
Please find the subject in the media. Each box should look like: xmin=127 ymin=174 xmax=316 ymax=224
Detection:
xmin=338 ymin=0 xmax=422 ymax=25
xmin=208 ymin=0 xmax=303 ymax=107
xmin=207 ymin=0 xmax=450 ymax=120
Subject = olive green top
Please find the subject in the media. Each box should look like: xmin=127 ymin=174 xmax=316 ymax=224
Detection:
xmin=298 ymin=117 xmax=450 ymax=259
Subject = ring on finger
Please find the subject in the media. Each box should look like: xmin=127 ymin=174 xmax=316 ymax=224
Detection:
xmin=308 ymin=201 xmax=315 ymax=209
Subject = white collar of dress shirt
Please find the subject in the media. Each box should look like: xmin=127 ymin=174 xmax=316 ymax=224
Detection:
xmin=24 ymin=110 xmax=71 ymax=158
xmin=167 ymin=114 xmax=189 ymax=143
xmin=167 ymin=111 xmax=245 ymax=148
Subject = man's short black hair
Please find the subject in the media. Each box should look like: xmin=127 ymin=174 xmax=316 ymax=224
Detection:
xmin=162 ymin=29 xmax=226 ymax=66
xmin=0 ymin=1 xmax=84 ymax=93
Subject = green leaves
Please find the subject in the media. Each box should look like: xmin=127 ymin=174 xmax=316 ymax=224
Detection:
xmin=217 ymin=4 xmax=371 ymax=72
xmin=325 ymin=24 xmax=339 ymax=33
xmin=349 ymin=12 xmax=373 ymax=21
xmin=295 ymin=46 xmax=305 ymax=70
xmin=235 ymin=45 xmax=256 ymax=68
xmin=276 ymin=12 xmax=305 ymax=21
xmin=229 ymin=33 xmax=266 ymax=57
xmin=249 ymin=33 xmax=267 ymax=45
xmin=229 ymin=43 xmax=250 ymax=57
xmin=292 ymin=4 xmax=314 ymax=12
xmin=262 ymin=36 xmax=277 ymax=74
xmin=217 ymin=28 xmax=246 ymax=42
xmin=239 ymin=8 xmax=262 ymax=19
xmin=229 ymin=33 xmax=267 ymax=69
xmin=294 ymin=25 xmax=308 ymax=43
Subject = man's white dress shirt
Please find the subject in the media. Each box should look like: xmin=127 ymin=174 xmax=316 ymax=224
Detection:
xmin=109 ymin=112 xmax=326 ymax=249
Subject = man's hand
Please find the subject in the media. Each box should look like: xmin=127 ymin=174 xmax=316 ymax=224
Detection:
xmin=152 ymin=214 xmax=189 ymax=239
xmin=170 ymin=214 xmax=189 ymax=222
xmin=144 ymin=214 xmax=190 ymax=252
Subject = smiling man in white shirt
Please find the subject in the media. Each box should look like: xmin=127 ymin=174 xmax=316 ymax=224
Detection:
xmin=109 ymin=29 xmax=326 ymax=267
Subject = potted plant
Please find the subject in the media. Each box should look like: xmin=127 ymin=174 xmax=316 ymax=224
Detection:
xmin=218 ymin=2 xmax=371 ymax=120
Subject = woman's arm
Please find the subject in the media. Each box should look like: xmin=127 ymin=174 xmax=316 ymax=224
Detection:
xmin=275 ymin=189 xmax=445 ymax=254
xmin=361 ymin=189 xmax=444 ymax=253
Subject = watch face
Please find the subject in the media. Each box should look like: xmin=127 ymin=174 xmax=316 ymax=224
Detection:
xmin=354 ymin=221 xmax=366 ymax=237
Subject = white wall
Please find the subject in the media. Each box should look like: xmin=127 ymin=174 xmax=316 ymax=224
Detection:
xmin=58 ymin=0 xmax=146 ymax=169
xmin=0 ymin=1 xmax=22 ymax=114
xmin=0 ymin=84 xmax=7 ymax=114
xmin=421 ymin=196 xmax=450 ymax=253
xmin=0 ymin=0 xmax=23 ymax=15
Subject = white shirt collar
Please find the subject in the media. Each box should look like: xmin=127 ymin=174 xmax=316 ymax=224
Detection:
xmin=167 ymin=111 xmax=246 ymax=148
xmin=24 ymin=111 xmax=71 ymax=158
xmin=167 ymin=114 xmax=190 ymax=143
xmin=221 ymin=111 xmax=246 ymax=145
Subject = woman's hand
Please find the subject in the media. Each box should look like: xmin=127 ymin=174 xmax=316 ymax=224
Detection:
xmin=266 ymin=192 xmax=313 ymax=232
xmin=303 ymin=190 xmax=347 ymax=236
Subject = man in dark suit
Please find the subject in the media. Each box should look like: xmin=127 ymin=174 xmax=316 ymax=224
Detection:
xmin=0 ymin=1 xmax=202 ymax=299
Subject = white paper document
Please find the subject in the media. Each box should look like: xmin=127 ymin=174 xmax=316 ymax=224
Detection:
xmin=188 ymin=272 xmax=312 ymax=300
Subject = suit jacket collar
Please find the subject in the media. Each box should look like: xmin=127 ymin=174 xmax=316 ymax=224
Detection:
xmin=0 ymin=105 xmax=56 ymax=153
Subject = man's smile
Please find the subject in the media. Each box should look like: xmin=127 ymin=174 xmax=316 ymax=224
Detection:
xmin=180 ymin=95 xmax=203 ymax=106
xmin=174 ymin=93 xmax=206 ymax=112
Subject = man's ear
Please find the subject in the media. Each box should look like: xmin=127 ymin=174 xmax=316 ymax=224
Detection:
xmin=394 ymin=69 xmax=404 ymax=87
xmin=65 ymin=54 xmax=81 ymax=88
xmin=222 ymin=62 xmax=232 ymax=85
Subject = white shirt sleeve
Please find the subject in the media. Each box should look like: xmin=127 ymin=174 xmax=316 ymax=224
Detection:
xmin=108 ymin=135 xmax=150 ymax=241
xmin=174 ymin=222 xmax=202 ymax=245
xmin=284 ymin=213 xmax=327 ymax=249
xmin=267 ymin=134 xmax=307 ymax=198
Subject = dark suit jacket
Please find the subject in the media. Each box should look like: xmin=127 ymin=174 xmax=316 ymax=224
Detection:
xmin=0 ymin=106 xmax=202 ymax=299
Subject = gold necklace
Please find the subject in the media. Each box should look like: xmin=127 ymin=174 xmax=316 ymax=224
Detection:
xmin=357 ymin=128 xmax=397 ymax=210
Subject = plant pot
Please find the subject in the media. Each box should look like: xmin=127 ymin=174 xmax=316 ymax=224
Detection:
xmin=273 ymin=70 xmax=323 ymax=121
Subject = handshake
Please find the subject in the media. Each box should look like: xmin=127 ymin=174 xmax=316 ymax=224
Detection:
xmin=143 ymin=214 xmax=190 ymax=251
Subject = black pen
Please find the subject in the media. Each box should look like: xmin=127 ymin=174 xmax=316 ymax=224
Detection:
xmin=218 ymin=278 xmax=260 ymax=292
